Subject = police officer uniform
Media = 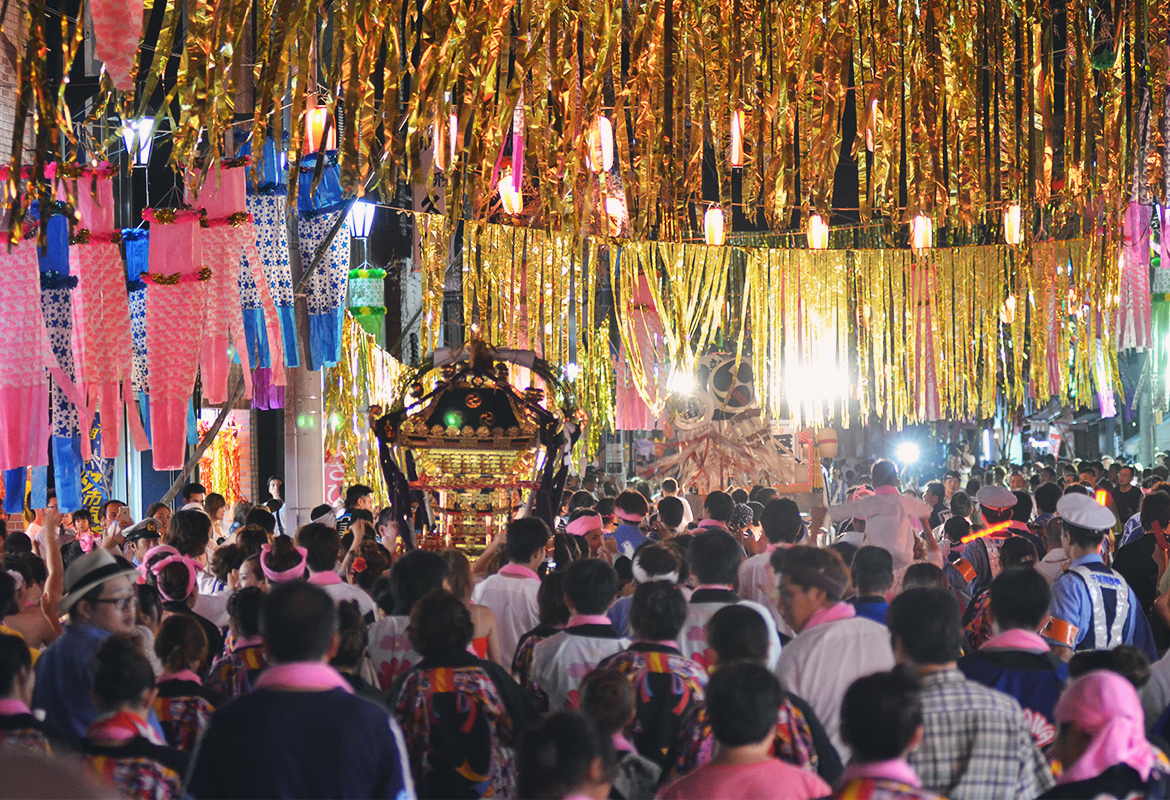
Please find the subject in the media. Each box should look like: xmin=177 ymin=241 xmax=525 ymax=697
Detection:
xmin=1042 ymin=493 xmax=1140 ymax=652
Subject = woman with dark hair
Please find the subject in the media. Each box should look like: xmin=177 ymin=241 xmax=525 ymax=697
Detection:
xmin=81 ymin=636 xmax=188 ymax=800
xmin=367 ymin=550 xmax=449 ymax=690
xmin=390 ymin=589 xmax=539 ymax=799
xmin=149 ymin=553 xmax=224 ymax=670
xmin=152 ymin=615 xmax=224 ymax=751
xmin=204 ymin=493 xmax=228 ymax=544
xmin=206 ymin=587 xmax=267 ymax=699
xmin=330 ymin=600 xmax=387 ymax=706
xmin=439 ymin=549 xmax=504 ymax=666
xmin=512 ymin=571 xmax=571 ymax=712
xmin=0 ymin=632 xmax=54 ymax=753
xmin=517 ymin=711 xmax=616 ymax=800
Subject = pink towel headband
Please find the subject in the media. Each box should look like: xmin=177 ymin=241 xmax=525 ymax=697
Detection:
xmin=150 ymin=554 xmax=199 ymax=602
xmin=567 ymin=515 xmax=603 ymax=536
xmin=614 ymin=508 xmax=644 ymax=523
xmin=261 ymin=542 xmax=308 ymax=583
xmin=138 ymin=544 xmax=180 ymax=584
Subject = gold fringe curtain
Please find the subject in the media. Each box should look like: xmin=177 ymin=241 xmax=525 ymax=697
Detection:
xmin=324 ymin=314 xmax=412 ymax=506
xmin=9 ymin=0 xmax=1162 ymax=246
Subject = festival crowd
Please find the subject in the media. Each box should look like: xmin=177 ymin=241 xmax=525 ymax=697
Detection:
xmin=2 ymin=457 xmax=1170 ymax=799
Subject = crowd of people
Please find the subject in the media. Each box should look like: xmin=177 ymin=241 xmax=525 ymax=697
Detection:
xmin=1 ymin=458 xmax=1170 ymax=799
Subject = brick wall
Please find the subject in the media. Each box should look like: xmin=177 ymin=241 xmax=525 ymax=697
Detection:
xmin=0 ymin=0 xmax=24 ymax=163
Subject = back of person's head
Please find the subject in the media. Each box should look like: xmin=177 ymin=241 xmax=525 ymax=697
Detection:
xmin=751 ymin=486 xmax=780 ymax=505
xmin=829 ymin=541 xmax=859 ymax=568
xmin=353 ymin=541 xmax=392 ymax=593
xmin=154 ymin=614 xmax=208 ymax=674
xmin=438 ymin=549 xmax=474 ymax=602
xmin=989 ymin=567 xmax=1050 ymax=631
xmin=537 ymin=571 xmax=571 ymax=627
xmin=772 ymin=545 xmax=850 ymax=602
xmin=760 ymin=498 xmax=802 ymax=544
xmin=235 ymin=525 xmax=270 ymax=559
xmin=388 ymin=550 xmax=449 ymax=615
xmin=1062 ymin=518 xmax=1107 ymax=549
xmin=1064 ymin=482 xmax=1090 ymax=496
xmin=629 ymin=582 xmax=687 ymax=641
xmin=344 ymin=484 xmax=374 ymax=509
xmin=657 ymin=496 xmax=685 ymax=529
xmin=613 ymin=556 xmax=633 ymax=587
xmin=902 ymin=562 xmax=949 ymax=591
xmin=841 ymin=667 xmax=924 ymax=762
xmin=981 ymin=503 xmax=1013 ymax=525
xmin=632 ymin=543 xmax=680 ymax=583
xmin=210 ymin=544 xmax=244 ymax=584
xmin=872 ymin=459 xmax=899 ymax=487
xmin=0 ymin=632 xmax=32 ymax=697
xmin=1141 ymin=490 xmax=1170 ymax=532
xmin=245 ymin=507 xmax=277 ymax=534
xmin=568 ymin=491 xmax=596 ymax=512
xmin=92 ymin=635 xmax=155 ymax=711
xmin=506 ymin=518 xmax=551 ymax=564
xmin=661 ymin=478 xmax=679 ymax=495
xmin=261 ymin=581 xmax=338 ymax=663
xmin=517 ymin=712 xmax=616 ymax=800
xmin=943 ymin=515 xmax=970 ymax=545
xmin=408 ymin=589 xmax=476 ymax=658
xmin=706 ymin=662 xmax=782 ymax=746
xmin=1011 ymin=491 xmax=1033 ymax=522
xmin=595 ymin=497 xmax=616 ymax=521
xmin=164 ymin=509 xmax=212 ymax=557
xmin=614 ymin=490 xmax=649 ymax=520
xmin=999 ymin=535 xmax=1038 ymax=569
xmin=261 ymin=535 xmax=307 ymax=581
xmin=852 ymin=546 xmax=894 ymax=597
xmin=1035 ymin=482 xmax=1062 ymax=514
xmin=227 ymin=586 xmax=264 ymax=639
xmin=295 ymin=523 xmax=341 ymax=572
xmin=731 ymin=488 xmax=749 ymax=505
xmin=330 ymin=600 xmax=369 ymax=670
xmin=888 ymin=587 xmax=962 ymax=665
xmin=3 ymin=532 xmax=31 ymax=555
xmin=579 ymin=668 xmax=636 ymax=737
xmin=688 ymin=529 xmax=743 ymax=585
xmin=157 ymin=559 xmax=197 ymax=603
xmin=563 ymin=559 xmax=618 ymax=615
xmin=1067 ymin=645 xmax=1152 ymax=689
xmin=707 ymin=604 xmax=769 ymax=666
xmin=703 ymin=490 xmax=734 ymax=522
xmin=949 ymin=491 xmax=973 ymax=519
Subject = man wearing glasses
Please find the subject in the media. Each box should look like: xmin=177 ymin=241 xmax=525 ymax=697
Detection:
xmin=32 ymin=548 xmax=139 ymax=741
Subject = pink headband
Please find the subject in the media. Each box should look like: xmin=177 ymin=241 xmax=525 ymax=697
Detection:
xmin=150 ymin=554 xmax=198 ymax=602
xmin=1054 ymin=670 xmax=1154 ymax=784
xmin=261 ymin=543 xmax=308 ymax=583
xmin=614 ymin=508 xmax=644 ymax=523
xmin=138 ymin=544 xmax=180 ymax=584
xmin=567 ymin=515 xmax=603 ymax=536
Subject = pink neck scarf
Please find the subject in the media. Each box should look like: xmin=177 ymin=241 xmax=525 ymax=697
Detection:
xmin=158 ymin=669 xmax=202 ymax=685
xmin=498 ymin=563 xmax=540 ymax=580
xmin=698 ymin=519 xmax=727 ymax=529
xmin=1055 ymin=671 xmax=1154 ymax=784
xmin=693 ymin=584 xmax=735 ymax=592
xmin=803 ymin=602 xmax=856 ymax=632
xmin=0 ymin=698 xmax=31 ymax=716
xmin=568 ymin=614 xmax=614 ymax=628
xmin=231 ymin=635 xmax=264 ymax=651
xmin=634 ymin=639 xmax=679 ymax=650
xmin=841 ymin=759 xmax=922 ymax=788
xmin=308 ymin=570 xmax=342 ymax=586
xmin=254 ymin=662 xmax=354 ymax=693
xmin=874 ymin=485 xmax=900 ymax=496
xmin=982 ymin=629 xmax=1050 ymax=653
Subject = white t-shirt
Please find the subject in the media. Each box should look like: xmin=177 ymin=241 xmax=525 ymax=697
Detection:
xmin=828 ymin=491 xmax=930 ymax=569
xmin=777 ymin=615 xmax=895 ymax=761
xmin=532 ymin=623 xmax=630 ymax=711
xmin=471 ymin=570 xmax=541 ymax=663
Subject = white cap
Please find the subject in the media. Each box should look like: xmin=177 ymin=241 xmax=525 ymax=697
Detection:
xmin=1057 ymin=493 xmax=1116 ymax=531
xmin=976 ymin=485 xmax=1017 ymax=511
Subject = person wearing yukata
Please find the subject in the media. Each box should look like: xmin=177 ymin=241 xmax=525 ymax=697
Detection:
xmin=958 ymin=567 xmax=1069 ymax=753
xmin=609 ymin=490 xmax=650 ymax=559
xmin=531 ymin=559 xmax=629 ymax=712
xmin=1042 ymin=493 xmax=1157 ymax=662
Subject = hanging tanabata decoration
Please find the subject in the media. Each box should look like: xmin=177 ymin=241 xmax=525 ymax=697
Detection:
xmin=297 ymin=155 xmax=350 ymax=370
xmin=0 ymin=236 xmax=51 ymax=470
xmin=88 ymin=0 xmax=143 ymax=91
xmin=142 ymin=208 xmax=207 ymax=470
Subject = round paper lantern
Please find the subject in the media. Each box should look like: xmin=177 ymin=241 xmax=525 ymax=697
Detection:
xmin=817 ymin=428 xmax=839 ymax=459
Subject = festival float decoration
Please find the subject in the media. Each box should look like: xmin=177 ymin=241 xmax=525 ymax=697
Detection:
xmin=372 ymin=340 xmax=579 ymax=554
xmin=646 ymin=352 xmax=827 ymax=498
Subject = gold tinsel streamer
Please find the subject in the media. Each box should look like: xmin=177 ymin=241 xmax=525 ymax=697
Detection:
xmin=324 ymin=314 xmax=411 ymax=507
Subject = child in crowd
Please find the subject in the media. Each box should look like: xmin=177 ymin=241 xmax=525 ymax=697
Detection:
xmin=656 ymin=664 xmax=831 ymax=800
xmin=206 ymin=587 xmax=267 ymax=699
xmin=579 ymin=667 xmax=661 ymax=800
xmin=81 ymin=636 xmax=188 ymax=800
xmin=152 ymin=615 xmax=222 ymax=751
xmin=517 ymin=711 xmax=616 ymax=800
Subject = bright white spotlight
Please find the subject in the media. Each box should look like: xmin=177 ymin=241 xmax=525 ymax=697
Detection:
xmin=668 ymin=369 xmax=696 ymax=395
xmin=896 ymin=442 xmax=920 ymax=464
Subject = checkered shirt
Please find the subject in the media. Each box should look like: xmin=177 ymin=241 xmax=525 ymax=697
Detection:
xmin=907 ymin=668 xmax=1054 ymax=800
